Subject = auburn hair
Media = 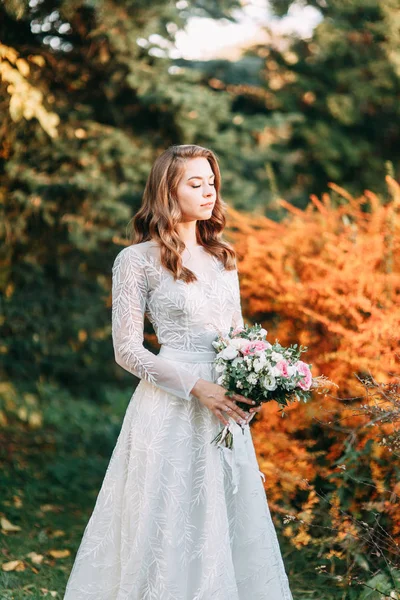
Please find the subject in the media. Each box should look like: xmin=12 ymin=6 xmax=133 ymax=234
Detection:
xmin=128 ymin=144 xmax=237 ymax=283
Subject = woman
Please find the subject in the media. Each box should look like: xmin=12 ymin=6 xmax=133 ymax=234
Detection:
xmin=63 ymin=144 xmax=293 ymax=599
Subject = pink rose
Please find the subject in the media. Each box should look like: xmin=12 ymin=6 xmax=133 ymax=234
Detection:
xmin=241 ymin=340 xmax=269 ymax=356
xmin=275 ymin=359 xmax=290 ymax=378
xmin=296 ymin=360 xmax=312 ymax=390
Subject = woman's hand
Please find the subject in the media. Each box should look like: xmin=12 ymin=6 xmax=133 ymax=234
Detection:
xmin=247 ymin=403 xmax=263 ymax=420
xmin=190 ymin=379 xmax=256 ymax=427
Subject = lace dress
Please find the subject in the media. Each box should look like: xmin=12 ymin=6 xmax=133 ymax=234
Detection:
xmin=63 ymin=240 xmax=293 ymax=600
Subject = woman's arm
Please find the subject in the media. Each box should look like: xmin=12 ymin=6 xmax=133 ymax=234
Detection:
xmin=111 ymin=246 xmax=201 ymax=401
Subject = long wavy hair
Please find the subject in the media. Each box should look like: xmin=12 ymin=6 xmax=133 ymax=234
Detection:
xmin=128 ymin=144 xmax=237 ymax=283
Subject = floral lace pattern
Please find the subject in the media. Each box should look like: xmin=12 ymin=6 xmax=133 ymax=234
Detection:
xmin=63 ymin=241 xmax=293 ymax=600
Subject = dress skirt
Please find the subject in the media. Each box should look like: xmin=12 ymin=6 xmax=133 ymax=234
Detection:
xmin=63 ymin=346 xmax=293 ymax=600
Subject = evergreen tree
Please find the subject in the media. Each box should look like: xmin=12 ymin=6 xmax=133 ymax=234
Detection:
xmin=243 ymin=0 xmax=400 ymax=204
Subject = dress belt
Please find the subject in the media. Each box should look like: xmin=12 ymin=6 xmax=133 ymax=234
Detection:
xmin=158 ymin=344 xmax=216 ymax=363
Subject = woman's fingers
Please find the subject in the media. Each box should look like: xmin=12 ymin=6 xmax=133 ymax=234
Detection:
xmin=224 ymin=401 xmax=248 ymax=421
xmin=215 ymin=409 xmax=229 ymax=426
xmin=233 ymin=393 xmax=255 ymax=406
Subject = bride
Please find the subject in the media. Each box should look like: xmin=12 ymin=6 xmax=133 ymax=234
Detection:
xmin=63 ymin=144 xmax=293 ymax=599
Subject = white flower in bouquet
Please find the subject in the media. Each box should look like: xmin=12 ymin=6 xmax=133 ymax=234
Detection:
xmin=253 ymin=358 xmax=264 ymax=373
xmin=218 ymin=345 xmax=239 ymax=360
xmin=212 ymin=337 xmax=228 ymax=352
xmin=246 ymin=372 xmax=258 ymax=385
xmin=232 ymin=356 xmax=244 ymax=367
xmin=271 ymin=351 xmax=284 ymax=363
xmin=261 ymin=373 xmax=277 ymax=391
xmin=230 ymin=337 xmax=249 ymax=350
xmin=236 ymin=380 xmax=243 ymax=389
xmin=271 ymin=364 xmax=283 ymax=377
xmin=215 ymin=362 xmax=226 ymax=373
xmin=287 ymin=364 xmax=298 ymax=377
xmin=257 ymin=352 xmax=268 ymax=364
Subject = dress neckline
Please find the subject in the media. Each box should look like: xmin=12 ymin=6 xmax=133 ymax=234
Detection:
xmin=148 ymin=240 xmax=204 ymax=252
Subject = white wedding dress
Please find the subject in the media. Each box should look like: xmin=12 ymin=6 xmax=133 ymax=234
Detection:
xmin=63 ymin=240 xmax=293 ymax=600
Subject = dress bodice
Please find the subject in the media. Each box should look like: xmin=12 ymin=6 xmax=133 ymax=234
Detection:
xmin=111 ymin=241 xmax=244 ymax=402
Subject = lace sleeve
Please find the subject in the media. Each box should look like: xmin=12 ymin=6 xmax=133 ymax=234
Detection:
xmin=231 ymin=268 xmax=245 ymax=331
xmin=111 ymin=246 xmax=201 ymax=401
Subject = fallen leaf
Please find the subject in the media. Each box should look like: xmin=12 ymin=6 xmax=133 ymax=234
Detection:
xmin=40 ymin=504 xmax=60 ymax=513
xmin=26 ymin=551 xmax=44 ymax=564
xmin=13 ymin=495 xmax=23 ymax=508
xmin=40 ymin=588 xmax=58 ymax=597
xmin=1 ymin=517 xmax=21 ymax=532
xmin=48 ymin=549 xmax=70 ymax=558
xmin=51 ymin=530 xmax=65 ymax=538
xmin=2 ymin=559 xmax=25 ymax=571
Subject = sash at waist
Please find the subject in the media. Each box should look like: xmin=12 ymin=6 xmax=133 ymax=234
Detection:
xmin=158 ymin=345 xmax=216 ymax=363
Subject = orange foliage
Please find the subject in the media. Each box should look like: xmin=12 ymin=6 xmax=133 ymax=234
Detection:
xmin=228 ymin=176 xmax=400 ymax=394
xmin=226 ymin=177 xmax=400 ymax=569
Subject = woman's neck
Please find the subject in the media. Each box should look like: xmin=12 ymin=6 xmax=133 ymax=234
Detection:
xmin=175 ymin=221 xmax=198 ymax=249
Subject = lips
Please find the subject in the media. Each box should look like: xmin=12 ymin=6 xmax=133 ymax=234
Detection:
xmin=201 ymin=202 xmax=214 ymax=207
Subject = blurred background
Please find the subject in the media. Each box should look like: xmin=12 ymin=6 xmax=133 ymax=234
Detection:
xmin=1 ymin=0 xmax=399 ymax=597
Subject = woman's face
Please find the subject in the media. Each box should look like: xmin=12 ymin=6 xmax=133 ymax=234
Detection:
xmin=175 ymin=157 xmax=217 ymax=222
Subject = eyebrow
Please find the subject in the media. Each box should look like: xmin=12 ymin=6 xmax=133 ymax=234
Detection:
xmin=187 ymin=174 xmax=215 ymax=181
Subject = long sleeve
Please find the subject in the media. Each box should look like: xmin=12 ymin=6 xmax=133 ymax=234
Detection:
xmin=231 ymin=268 xmax=245 ymax=330
xmin=111 ymin=247 xmax=201 ymax=401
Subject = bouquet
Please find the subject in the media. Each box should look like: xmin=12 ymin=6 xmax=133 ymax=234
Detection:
xmin=211 ymin=323 xmax=332 ymax=451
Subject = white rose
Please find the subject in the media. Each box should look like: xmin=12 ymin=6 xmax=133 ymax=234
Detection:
xmin=257 ymin=352 xmax=268 ymax=365
xmin=230 ymin=337 xmax=249 ymax=350
xmin=271 ymin=365 xmax=281 ymax=377
xmin=218 ymin=345 xmax=239 ymax=360
xmin=253 ymin=359 xmax=264 ymax=373
xmin=259 ymin=328 xmax=268 ymax=337
xmin=287 ymin=364 xmax=298 ymax=377
xmin=261 ymin=374 xmax=277 ymax=391
xmin=271 ymin=351 xmax=284 ymax=363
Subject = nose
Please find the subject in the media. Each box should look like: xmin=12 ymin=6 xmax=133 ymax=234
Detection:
xmin=203 ymin=183 xmax=215 ymax=197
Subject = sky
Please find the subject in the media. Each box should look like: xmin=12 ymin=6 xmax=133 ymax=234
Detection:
xmin=173 ymin=0 xmax=322 ymax=60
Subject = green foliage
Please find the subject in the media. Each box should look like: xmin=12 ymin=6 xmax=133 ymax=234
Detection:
xmin=240 ymin=0 xmax=400 ymax=205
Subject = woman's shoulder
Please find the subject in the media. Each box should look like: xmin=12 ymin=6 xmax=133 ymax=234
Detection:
xmin=116 ymin=240 xmax=158 ymax=255
xmin=113 ymin=240 xmax=160 ymax=268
